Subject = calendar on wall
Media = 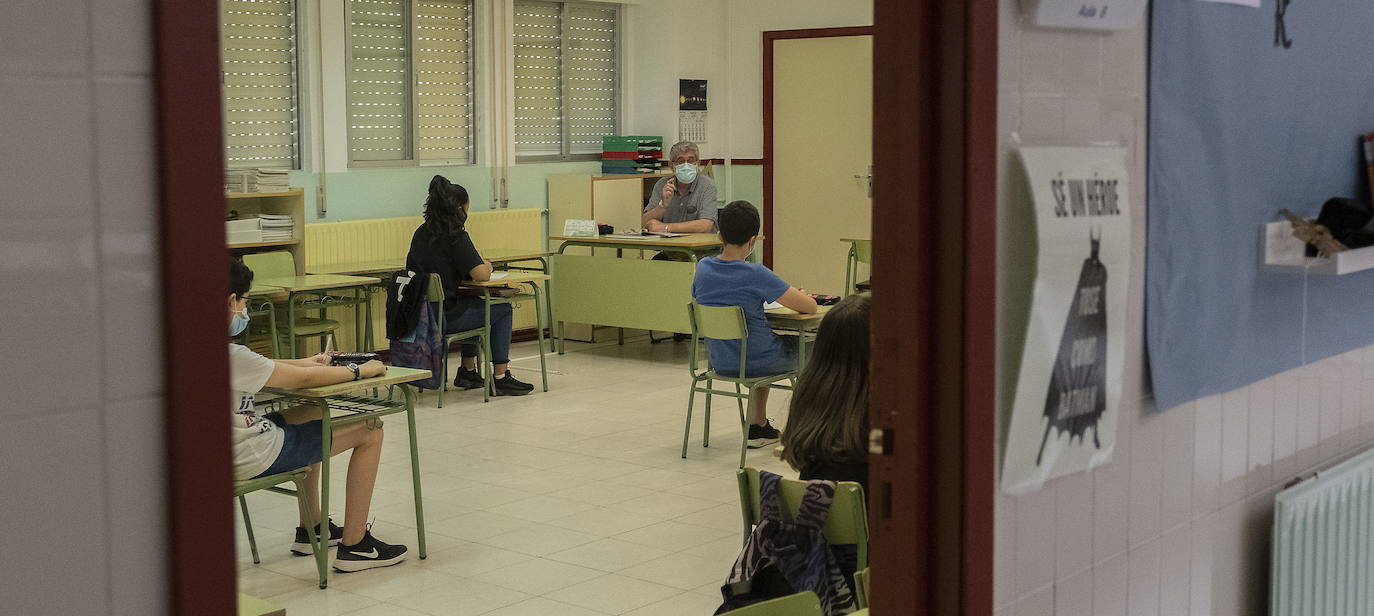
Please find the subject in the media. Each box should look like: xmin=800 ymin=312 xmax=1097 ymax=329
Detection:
xmin=679 ymin=79 xmax=707 ymax=143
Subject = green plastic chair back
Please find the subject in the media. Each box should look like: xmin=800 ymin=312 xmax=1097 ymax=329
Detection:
xmin=737 ymin=467 xmax=869 ymax=569
xmin=426 ymin=273 xmax=445 ymax=304
xmin=853 ymin=239 xmax=872 ymax=264
xmin=718 ymin=591 xmax=822 ymax=616
xmin=242 ymin=251 xmax=296 ymax=279
xmin=691 ymin=303 xmax=748 ymax=340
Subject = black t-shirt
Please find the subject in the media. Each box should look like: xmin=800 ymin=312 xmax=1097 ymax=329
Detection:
xmin=406 ymin=222 xmax=484 ymax=320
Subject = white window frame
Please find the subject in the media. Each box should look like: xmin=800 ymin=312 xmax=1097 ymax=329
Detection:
xmin=512 ymin=0 xmax=621 ymax=163
xmin=345 ymin=0 xmax=477 ymax=168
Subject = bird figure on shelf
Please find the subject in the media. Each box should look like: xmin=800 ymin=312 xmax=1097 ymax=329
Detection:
xmin=1280 ymin=209 xmax=1347 ymax=257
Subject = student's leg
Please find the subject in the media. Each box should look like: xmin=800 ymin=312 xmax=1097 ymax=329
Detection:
xmin=329 ymin=422 xmax=384 ymax=546
xmin=750 ymin=386 xmax=770 ymax=425
xmin=445 ymin=302 xmax=514 ymax=376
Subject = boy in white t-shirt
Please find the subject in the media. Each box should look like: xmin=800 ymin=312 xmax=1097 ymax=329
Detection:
xmin=229 ymin=257 xmax=407 ymax=572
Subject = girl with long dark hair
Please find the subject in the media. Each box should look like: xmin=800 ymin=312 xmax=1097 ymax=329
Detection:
xmin=780 ymin=293 xmax=870 ymax=491
xmin=405 ymin=175 xmax=534 ymax=396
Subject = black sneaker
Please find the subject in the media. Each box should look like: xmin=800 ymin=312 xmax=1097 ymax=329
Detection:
xmin=333 ymin=530 xmax=408 ymax=573
xmin=291 ymin=520 xmax=342 ymax=555
xmin=453 ymin=366 xmax=484 ymax=390
xmin=747 ymin=420 xmax=781 ymax=448
xmin=492 ymin=372 xmax=534 ymax=396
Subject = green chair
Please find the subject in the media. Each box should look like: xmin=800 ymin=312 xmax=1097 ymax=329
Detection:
xmin=236 ymin=295 xmax=281 ymax=358
xmin=853 ymin=567 xmax=870 ymax=609
xmin=844 ymin=239 xmax=872 ymax=296
xmin=235 ymin=467 xmax=329 ymax=589
xmin=683 ymin=303 xmax=797 ymax=468
xmin=427 ymin=273 xmax=492 ymax=407
xmin=718 ymin=591 xmax=822 ymax=616
xmin=242 ymin=251 xmax=341 ymax=357
xmin=736 ymin=467 xmax=869 ymax=570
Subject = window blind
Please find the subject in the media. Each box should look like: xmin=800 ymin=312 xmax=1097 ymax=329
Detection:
xmin=221 ymin=0 xmax=299 ymax=170
xmin=413 ymin=1 xmax=474 ymax=162
xmin=513 ymin=1 xmax=563 ymax=157
xmin=348 ymin=0 xmax=409 ymax=162
xmin=513 ymin=0 xmax=618 ymax=158
xmin=562 ymin=3 xmax=617 ymax=155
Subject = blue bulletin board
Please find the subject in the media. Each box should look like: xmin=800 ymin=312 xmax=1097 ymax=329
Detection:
xmin=1148 ymin=0 xmax=1374 ymax=411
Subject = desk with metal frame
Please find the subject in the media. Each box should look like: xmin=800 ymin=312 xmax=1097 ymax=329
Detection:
xmin=260 ymin=366 xmax=431 ymax=588
xmin=765 ymin=304 xmax=831 ymax=371
xmin=255 ymin=274 xmax=381 ymax=356
xmin=459 ymin=271 xmax=551 ymax=393
xmin=548 ymin=234 xmax=723 ymax=353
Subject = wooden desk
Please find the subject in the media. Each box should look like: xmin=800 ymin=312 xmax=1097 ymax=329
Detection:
xmin=485 ymin=248 xmax=553 ymax=263
xmin=766 ymin=305 xmax=831 ymax=369
xmin=262 ymin=366 xmax=431 ymax=588
xmin=551 ymin=233 xmax=723 ymax=257
xmin=248 ymin=283 xmax=287 ymax=302
xmin=459 ymin=272 xmax=551 ymax=393
xmin=306 ymin=260 xmax=404 ymax=276
xmin=256 ymin=274 xmax=382 ymax=355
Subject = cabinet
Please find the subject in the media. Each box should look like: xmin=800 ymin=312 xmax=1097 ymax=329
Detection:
xmin=226 ymin=189 xmax=306 ymax=275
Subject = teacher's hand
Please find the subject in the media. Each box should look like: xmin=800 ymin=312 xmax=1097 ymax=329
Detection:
xmin=646 ymin=220 xmax=669 ymax=233
xmin=662 ymin=178 xmax=676 ymax=203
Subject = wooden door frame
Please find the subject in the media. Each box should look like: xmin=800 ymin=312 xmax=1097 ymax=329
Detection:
xmin=762 ymin=25 xmax=873 ymax=268
xmin=868 ymin=1 xmax=997 ymax=615
xmin=153 ymin=0 xmax=237 ymax=613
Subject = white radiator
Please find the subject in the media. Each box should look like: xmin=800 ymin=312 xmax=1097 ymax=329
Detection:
xmin=1272 ymin=446 xmax=1374 ymax=616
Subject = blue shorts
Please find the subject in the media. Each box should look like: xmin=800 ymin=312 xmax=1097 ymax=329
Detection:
xmin=715 ymin=335 xmax=801 ymax=378
xmin=252 ymin=413 xmax=325 ymax=479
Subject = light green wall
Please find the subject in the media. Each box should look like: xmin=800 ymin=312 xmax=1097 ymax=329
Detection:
xmin=291 ymin=161 xmax=600 ymax=222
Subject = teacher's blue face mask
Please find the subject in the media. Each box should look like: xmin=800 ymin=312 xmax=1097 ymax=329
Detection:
xmin=674 ymin=162 xmax=697 ymax=184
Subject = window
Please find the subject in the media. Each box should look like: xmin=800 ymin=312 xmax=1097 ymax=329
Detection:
xmin=513 ymin=0 xmax=619 ymax=160
xmin=347 ymin=0 xmax=475 ymax=166
xmin=220 ymin=0 xmax=300 ymax=170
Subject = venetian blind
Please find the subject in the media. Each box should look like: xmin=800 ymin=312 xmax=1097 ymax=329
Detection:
xmin=512 ymin=1 xmax=563 ymax=157
xmin=221 ymin=0 xmax=299 ymax=170
xmin=413 ymin=1 xmax=474 ymax=162
xmin=348 ymin=0 xmax=409 ymax=162
xmin=563 ymin=3 xmax=617 ymax=155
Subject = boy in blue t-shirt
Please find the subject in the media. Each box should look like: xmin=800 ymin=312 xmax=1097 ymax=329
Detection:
xmin=692 ymin=200 xmax=818 ymax=447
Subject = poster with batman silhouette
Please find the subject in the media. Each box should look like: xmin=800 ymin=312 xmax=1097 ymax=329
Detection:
xmin=1002 ymin=147 xmax=1130 ymax=495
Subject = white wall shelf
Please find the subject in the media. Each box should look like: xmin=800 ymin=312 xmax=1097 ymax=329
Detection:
xmin=1260 ymin=221 xmax=1374 ymax=275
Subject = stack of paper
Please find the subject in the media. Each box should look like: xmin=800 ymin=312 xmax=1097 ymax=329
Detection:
xmin=259 ymin=214 xmax=294 ymax=242
xmin=225 ymin=169 xmax=256 ymax=193
xmin=254 ymin=168 xmax=291 ymax=193
xmin=226 ymin=218 xmax=261 ymax=244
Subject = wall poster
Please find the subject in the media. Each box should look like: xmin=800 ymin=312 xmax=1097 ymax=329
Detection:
xmin=1002 ymin=147 xmax=1131 ymax=495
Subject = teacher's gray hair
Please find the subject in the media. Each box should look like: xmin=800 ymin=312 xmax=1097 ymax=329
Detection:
xmin=668 ymin=141 xmax=699 ymax=161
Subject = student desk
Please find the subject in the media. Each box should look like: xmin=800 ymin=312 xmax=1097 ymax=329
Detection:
xmin=306 ymin=259 xmax=405 ymax=276
xmin=459 ymin=271 xmax=551 ymax=392
xmin=255 ymin=274 xmax=381 ymax=356
xmin=548 ymin=234 xmax=722 ymax=353
xmin=766 ymin=304 xmax=832 ymax=370
xmin=261 ymin=366 xmax=431 ymax=588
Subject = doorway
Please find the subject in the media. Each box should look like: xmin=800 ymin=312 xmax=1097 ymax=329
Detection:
xmin=764 ymin=27 xmax=873 ymax=295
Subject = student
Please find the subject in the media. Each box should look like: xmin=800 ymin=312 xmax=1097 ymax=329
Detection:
xmin=406 ymin=175 xmax=534 ymax=396
xmin=779 ymin=293 xmax=871 ymax=493
xmin=692 ymin=200 xmax=818 ymax=447
xmin=228 ymin=257 xmax=408 ymax=572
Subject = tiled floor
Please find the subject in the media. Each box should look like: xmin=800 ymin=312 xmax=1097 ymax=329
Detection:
xmin=237 ymin=333 xmax=797 ymax=615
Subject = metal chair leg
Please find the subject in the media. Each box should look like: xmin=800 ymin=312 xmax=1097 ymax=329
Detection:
xmin=739 ymin=390 xmax=754 ymax=469
xmin=682 ymin=381 xmax=699 ymax=458
xmin=239 ymin=495 xmax=260 ymax=564
xmin=703 ymin=378 xmax=713 ymax=449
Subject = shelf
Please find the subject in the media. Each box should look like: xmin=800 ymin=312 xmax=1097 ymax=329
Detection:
xmin=1260 ymin=221 xmax=1374 ymax=276
xmin=226 ymin=189 xmax=303 ymax=199
xmin=229 ymin=239 xmax=300 ymax=249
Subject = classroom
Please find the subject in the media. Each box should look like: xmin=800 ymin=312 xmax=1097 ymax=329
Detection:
xmin=8 ymin=0 xmax=1374 ymax=615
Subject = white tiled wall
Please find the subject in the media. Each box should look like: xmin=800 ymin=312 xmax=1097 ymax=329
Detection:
xmin=0 ymin=0 xmax=167 ymax=614
xmin=994 ymin=2 xmax=1374 ymax=615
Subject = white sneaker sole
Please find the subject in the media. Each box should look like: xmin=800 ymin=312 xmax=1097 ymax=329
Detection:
xmin=747 ymin=436 xmax=780 ymax=449
xmin=332 ymin=553 xmax=408 ymax=572
xmin=290 ymin=538 xmax=340 ymax=556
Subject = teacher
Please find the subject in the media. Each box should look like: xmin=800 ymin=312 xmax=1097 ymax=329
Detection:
xmin=641 ymin=140 xmax=718 ymax=247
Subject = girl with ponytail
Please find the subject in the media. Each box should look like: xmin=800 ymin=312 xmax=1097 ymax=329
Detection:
xmin=405 ymin=175 xmax=535 ymax=396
